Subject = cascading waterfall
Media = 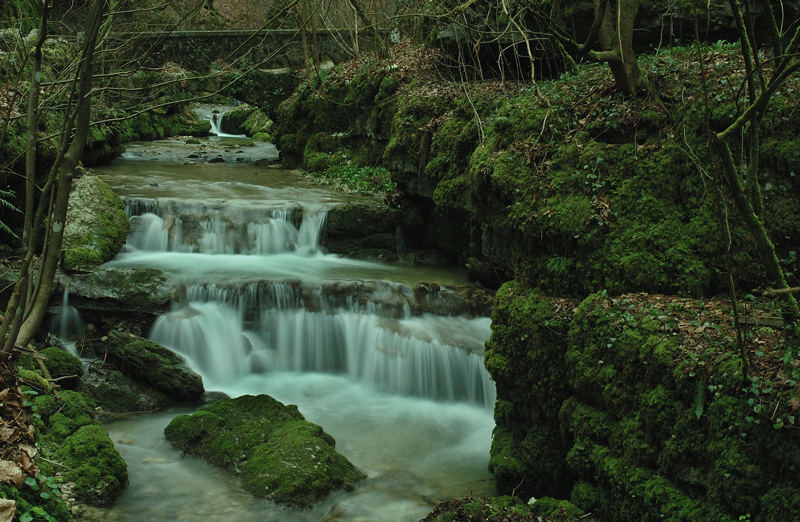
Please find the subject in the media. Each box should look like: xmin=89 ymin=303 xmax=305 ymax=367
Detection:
xmin=93 ymin=134 xmax=497 ymax=521
xmin=125 ymin=198 xmax=322 ymax=255
xmin=151 ymin=282 xmax=495 ymax=407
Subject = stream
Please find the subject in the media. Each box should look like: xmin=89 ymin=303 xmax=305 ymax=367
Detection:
xmin=86 ymin=111 xmax=497 ymax=521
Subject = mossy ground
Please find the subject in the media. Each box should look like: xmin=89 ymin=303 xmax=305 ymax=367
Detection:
xmin=164 ymin=394 xmax=365 ymax=506
xmin=6 ymin=363 xmax=128 ymax=518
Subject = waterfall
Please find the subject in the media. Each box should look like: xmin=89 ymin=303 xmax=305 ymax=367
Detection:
xmin=50 ymin=282 xmax=84 ymax=356
xmin=124 ymin=201 xmax=323 ymax=256
xmin=150 ymin=282 xmax=496 ymax=407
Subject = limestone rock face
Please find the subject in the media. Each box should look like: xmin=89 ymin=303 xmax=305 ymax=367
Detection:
xmin=62 ymin=175 xmax=130 ymax=271
xmin=164 ymin=394 xmax=365 ymax=506
xmin=98 ymin=330 xmax=204 ymax=401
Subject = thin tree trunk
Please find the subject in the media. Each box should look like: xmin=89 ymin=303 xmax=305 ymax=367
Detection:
xmin=15 ymin=0 xmax=106 ymax=348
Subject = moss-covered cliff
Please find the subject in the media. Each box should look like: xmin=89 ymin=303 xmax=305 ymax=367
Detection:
xmin=273 ymin=42 xmax=799 ymax=297
xmin=486 ymin=282 xmax=799 ymax=520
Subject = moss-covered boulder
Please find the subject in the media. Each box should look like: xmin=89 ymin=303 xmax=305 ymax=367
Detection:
xmin=40 ymin=346 xmax=83 ymax=389
xmin=79 ymin=364 xmax=171 ymax=414
xmin=99 ymin=330 xmax=204 ymax=401
xmin=164 ymin=394 xmax=364 ymax=506
xmin=325 ymin=200 xmax=400 ymax=239
xmin=57 ymin=424 xmax=128 ymax=505
xmin=28 ymin=388 xmax=127 ymax=507
xmin=220 ymin=104 xmax=257 ymax=135
xmin=62 ymin=175 xmax=130 ymax=271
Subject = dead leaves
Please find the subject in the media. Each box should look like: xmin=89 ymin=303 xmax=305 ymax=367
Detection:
xmin=0 ymin=499 xmax=15 ymax=522
xmin=0 ymin=364 xmax=40 ymax=490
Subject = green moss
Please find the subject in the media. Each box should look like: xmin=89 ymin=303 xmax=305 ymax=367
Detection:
xmin=241 ymin=420 xmax=364 ymax=506
xmin=528 ymin=497 xmax=586 ymax=520
xmin=164 ymin=394 xmax=364 ymax=506
xmin=40 ymin=347 xmax=83 ymax=389
xmin=0 ymin=482 xmax=71 ymax=522
xmin=57 ymin=424 xmax=128 ymax=505
xmin=102 ymin=330 xmax=204 ymax=400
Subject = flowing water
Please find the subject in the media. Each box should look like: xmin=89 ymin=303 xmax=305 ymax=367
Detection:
xmin=89 ymin=116 xmax=496 ymax=521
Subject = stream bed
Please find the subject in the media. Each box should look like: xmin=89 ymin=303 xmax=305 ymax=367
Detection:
xmin=88 ymin=126 xmax=496 ymax=521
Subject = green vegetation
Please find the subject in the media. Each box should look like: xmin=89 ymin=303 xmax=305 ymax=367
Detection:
xmin=485 ymin=284 xmax=800 ymax=520
xmin=164 ymin=394 xmax=365 ymax=506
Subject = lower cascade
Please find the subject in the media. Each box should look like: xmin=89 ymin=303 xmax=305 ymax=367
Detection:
xmin=87 ymin=133 xmax=497 ymax=520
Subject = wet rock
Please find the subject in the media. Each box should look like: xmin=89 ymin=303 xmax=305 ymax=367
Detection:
xmin=164 ymin=394 xmax=364 ymax=507
xmin=208 ymin=156 xmax=225 ymax=163
xmin=62 ymin=175 xmax=130 ymax=271
xmin=64 ymin=267 xmax=172 ymax=317
xmin=98 ymin=330 xmax=204 ymax=401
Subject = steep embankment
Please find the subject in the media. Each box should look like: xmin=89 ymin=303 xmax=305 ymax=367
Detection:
xmin=274 ymin=42 xmax=799 ymax=297
xmin=272 ymin=42 xmax=800 ymax=519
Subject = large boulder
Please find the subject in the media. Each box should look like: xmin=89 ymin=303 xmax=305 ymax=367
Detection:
xmin=62 ymin=175 xmax=130 ymax=271
xmin=164 ymin=394 xmax=365 ymax=507
xmin=98 ymin=330 xmax=204 ymax=401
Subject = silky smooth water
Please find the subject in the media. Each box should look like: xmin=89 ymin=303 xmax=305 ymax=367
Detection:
xmin=92 ymin=130 xmax=496 ymax=521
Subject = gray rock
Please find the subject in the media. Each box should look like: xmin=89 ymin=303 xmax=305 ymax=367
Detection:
xmin=64 ymin=267 xmax=172 ymax=316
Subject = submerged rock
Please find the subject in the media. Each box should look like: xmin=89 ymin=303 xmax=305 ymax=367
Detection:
xmin=98 ymin=330 xmax=204 ymax=401
xmin=62 ymin=175 xmax=130 ymax=271
xmin=164 ymin=394 xmax=365 ymax=507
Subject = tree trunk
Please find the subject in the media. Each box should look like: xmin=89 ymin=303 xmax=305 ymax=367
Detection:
xmin=13 ymin=0 xmax=106 ymax=349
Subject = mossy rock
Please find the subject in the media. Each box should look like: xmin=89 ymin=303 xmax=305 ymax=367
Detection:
xmin=40 ymin=346 xmax=83 ymax=389
xmin=62 ymin=175 xmax=130 ymax=271
xmin=101 ymin=330 xmax=204 ymax=401
xmin=57 ymin=424 xmax=128 ymax=505
xmin=164 ymin=394 xmax=365 ymax=506
xmin=221 ymin=104 xmax=257 ymax=135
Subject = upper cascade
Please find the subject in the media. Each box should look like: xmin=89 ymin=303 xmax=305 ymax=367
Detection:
xmin=124 ymin=198 xmax=325 ymax=255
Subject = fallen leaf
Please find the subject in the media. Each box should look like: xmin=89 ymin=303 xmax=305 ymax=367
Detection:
xmin=0 ymin=460 xmax=22 ymax=486
xmin=789 ymin=397 xmax=800 ymax=411
xmin=0 ymin=499 xmax=15 ymax=522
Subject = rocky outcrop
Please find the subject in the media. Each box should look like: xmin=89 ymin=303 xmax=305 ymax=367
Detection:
xmin=95 ymin=330 xmax=204 ymax=401
xmin=64 ymin=267 xmax=172 ymax=318
xmin=62 ymin=175 xmax=130 ymax=271
xmin=164 ymin=394 xmax=365 ymax=507
xmin=325 ymin=200 xmax=400 ymax=239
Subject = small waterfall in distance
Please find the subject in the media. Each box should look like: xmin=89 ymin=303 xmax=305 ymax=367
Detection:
xmin=50 ymin=281 xmax=84 ymax=356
